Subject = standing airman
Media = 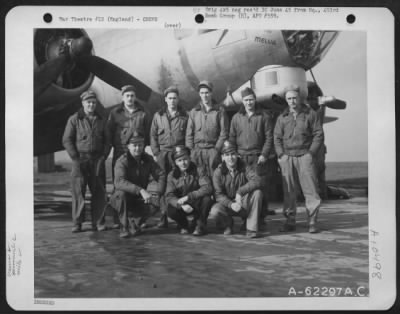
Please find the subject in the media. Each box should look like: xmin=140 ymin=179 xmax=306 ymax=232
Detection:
xmin=62 ymin=90 xmax=110 ymax=232
xmin=150 ymin=86 xmax=188 ymax=229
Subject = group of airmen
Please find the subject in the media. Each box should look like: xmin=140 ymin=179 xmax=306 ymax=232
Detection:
xmin=62 ymin=80 xmax=324 ymax=239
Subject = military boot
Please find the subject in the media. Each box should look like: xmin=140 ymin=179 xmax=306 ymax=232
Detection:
xmin=280 ymin=215 xmax=296 ymax=232
xmin=156 ymin=212 xmax=169 ymax=229
xmin=119 ymin=226 xmax=130 ymax=238
xmin=308 ymin=214 xmax=320 ymax=233
xmin=71 ymin=224 xmax=82 ymax=233
xmin=193 ymin=220 xmax=206 ymax=236
xmin=128 ymin=218 xmax=142 ymax=236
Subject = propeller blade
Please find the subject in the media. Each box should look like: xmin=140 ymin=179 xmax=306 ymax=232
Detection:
xmin=76 ymin=55 xmax=153 ymax=102
xmin=322 ymin=97 xmax=347 ymax=110
xmin=324 ymin=116 xmax=338 ymax=124
xmin=34 ymin=55 xmax=69 ymax=100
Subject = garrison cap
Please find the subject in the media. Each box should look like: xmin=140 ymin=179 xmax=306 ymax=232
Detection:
xmin=173 ymin=145 xmax=190 ymax=161
xmin=198 ymin=80 xmax=213 ymax=92
xmin=164 ymin=86 xmax=179 ymax=97
xmin=80 ymin=90 xmax=97 ymax=101
xmin=121 ymin=85 xmax=137 ymax=94
xmin=127 ymin=131 xmax=145 ymax=145
xmin=241 ymin=87 xmax=256 ymax=99
xmin=284 ymin=84 xmax=300 ymax=94
xmin=221 ymin=140 xmax=237 ymax=155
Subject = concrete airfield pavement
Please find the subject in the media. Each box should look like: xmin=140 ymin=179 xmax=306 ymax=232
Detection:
xmin=33 ymin=162 xmax=369 ymax=299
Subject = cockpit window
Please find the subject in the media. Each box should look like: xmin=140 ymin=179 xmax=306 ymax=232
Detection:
xmin=282 ymin=30 xmax=339 ymax=69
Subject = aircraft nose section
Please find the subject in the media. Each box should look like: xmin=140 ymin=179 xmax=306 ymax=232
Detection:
xmin=282 ymin=31 xmax=339 ymax=69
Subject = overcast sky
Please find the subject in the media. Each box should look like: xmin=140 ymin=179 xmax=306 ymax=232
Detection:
xmin=309 ymin=31 xmax=367 ymax=162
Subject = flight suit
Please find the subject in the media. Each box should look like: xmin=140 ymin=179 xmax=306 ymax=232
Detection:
xmin=229 ymin=106 xmax=273 ymax=219
xmin=62 ymin=108 xmax=110 ymax=229
xmin=165 ymin=163 xmax=213 ymax=231
xmin=106 ymin=102 xmax=151 ymax=179
xmin=210 ymin=160 xmax=264 ymax=232
xmin=185 ymin=102 xmax=229 ymax=177
xmin=150 ymin=106 xmax=188 ymax=225
xmin=106 ymin=102 xmax=151 ymax=225
xmin=274 ymin=104 xmax=324 ymax=223
xmin=110 ymin=152 xmax=165 ymax=232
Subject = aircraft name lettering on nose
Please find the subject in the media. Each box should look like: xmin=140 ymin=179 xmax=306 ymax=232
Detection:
xmin=254 ymin=37 xmax=277 ymax=46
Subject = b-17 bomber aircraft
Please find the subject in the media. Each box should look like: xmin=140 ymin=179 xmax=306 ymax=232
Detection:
xmin=34 ymin=28 xmax=348 ymax=199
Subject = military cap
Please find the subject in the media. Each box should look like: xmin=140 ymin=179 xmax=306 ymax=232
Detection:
xmin=284 ymin=84 xmax=300 ymax=94
xmin=164 ymin=86 xmax=179 ymax=97
xmin=127 ymin=131 xmax=145 ymax=144
xmin=80 ymin=90 xmax=97 ymax=101
xmin=121 ymin=85 xmax=137 ymax=94
xmin=221 ymin=140 xmax=237 ymax=155
xmin=172 ymin=145 xmax=190 ymax=160
xmin=241 ymin=87 xmax=256 ymax=99
xmin=198 ymin=80 xmax=213 ymax=92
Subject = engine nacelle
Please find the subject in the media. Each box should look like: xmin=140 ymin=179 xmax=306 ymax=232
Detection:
xmin=34 ymin=29 xmax=94 ymax=114
xmin=224 ymin=65 xmax=308 ymax=111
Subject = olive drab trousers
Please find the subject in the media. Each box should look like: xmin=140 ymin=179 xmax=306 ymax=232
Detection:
xmin=209 ymin=190 xmax=263 ymax=232
xmin=156 ymin=150 xmax=175 ymax=220
xmin=240 ymin=154 xmax=270 ymax=218
xmin=167 ymin=195 xmax=213 ymax=230
xmin=71 ymin=155 xmax=107 ymax=228
xmin=110 ymin=190 xmax=159 ymax=230
xmin=191 ymin=147 xmax=221 ymax=178
xmin=278 ymin=154 xmax=321 ymax=219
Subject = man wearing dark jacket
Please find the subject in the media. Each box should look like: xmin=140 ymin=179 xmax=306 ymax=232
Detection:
xmin=106 ymin=84 xmax=151 ymax=178
xmin=150 ymin=86 xmax=188 ymax=229
xmin=62 ymin=90 xmax=110 ymax=233
xmin=110 ymin=132 xmax=165 ymax=238
xmin=185 ymin=80 xmax=229 ymax=177
xmin=229 ymin=87 xmax=274 ymax=225
xmin=106 ymin=84 xmax=151 ymax=227
xmin=209 ymin=141 xmax=264 ymax=238
xmin=165 ymin=146 xmax=213 ymax=236
xmin=274 ymin=85 xmax=324 ymax=233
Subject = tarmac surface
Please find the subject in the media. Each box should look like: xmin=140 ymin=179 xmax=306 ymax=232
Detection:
xmin=34 ymin=167 xmax=369 ymax=298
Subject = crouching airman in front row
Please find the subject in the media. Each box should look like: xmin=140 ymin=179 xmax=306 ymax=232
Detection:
xmin=165 ymin=146 xmax=213 ymax=236
xmin=110 ymin=131 xmax=165 ymax=238
xmin=209 ymin=141 xmax=264 ymax=238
